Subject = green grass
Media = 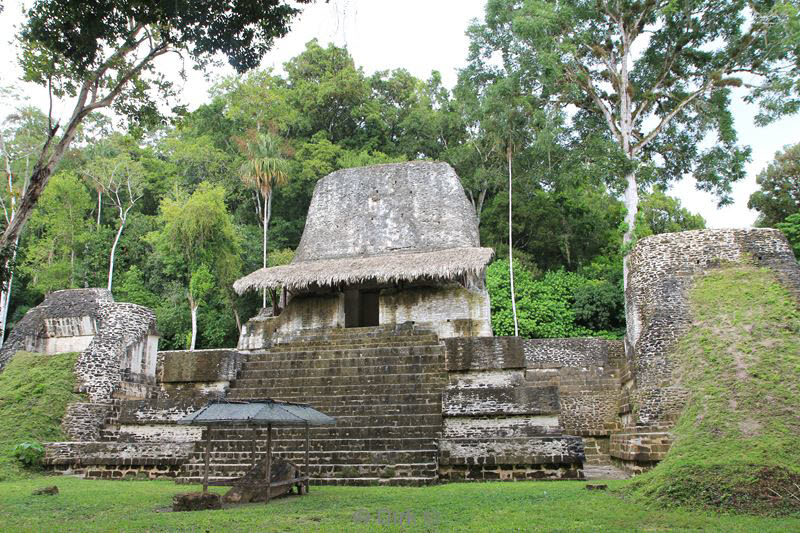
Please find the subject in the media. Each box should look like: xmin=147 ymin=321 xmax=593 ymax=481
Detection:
xmin=1 ymin=476 xmax=799 ymax=532
xmin=0 ymin=351 xmax=83 ymax=481
xmin=627 ymin=265 xmax=800 ymax=514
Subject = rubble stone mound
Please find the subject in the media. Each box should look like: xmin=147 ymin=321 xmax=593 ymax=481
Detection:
xmin=223 ymin=457 xmax=299 ymax=504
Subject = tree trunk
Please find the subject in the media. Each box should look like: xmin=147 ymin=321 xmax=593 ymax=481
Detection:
xmin=97 ymin=190 xmax=102 ymax=228
xmin=262 ymin=191 xmax=268 ymax=308
xmin=623 ymin=169 xmax=638 ymax=244
xmin=262 ymin=189 xmax=273 ymax=309
xmin=107 ymin=216 xmax=126 ymax=291
xmin=233 ymin=307 xmax=242 ymax=334
xmin=507 ymin=146 xmax=519 ymax=337
xmin=190 ymin=298 xmax=198 ymax=351
xmin=0 ymin=239 xmax=18 ymax=347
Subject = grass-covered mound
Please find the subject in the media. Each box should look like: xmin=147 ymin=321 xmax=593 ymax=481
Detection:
xmin=627 ymin=265 xmax=800 ymax=515
xmin=0 ymin=351 xmax=83 ymax=481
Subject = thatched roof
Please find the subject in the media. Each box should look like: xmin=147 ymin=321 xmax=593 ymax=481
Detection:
xmin=234 ymin=247 xmax=494 ymax=293
xmin=234 ymin=161 xmax=492 ymax=294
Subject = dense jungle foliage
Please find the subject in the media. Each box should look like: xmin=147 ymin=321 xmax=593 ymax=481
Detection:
xmin=0 ymin=39 xmax=715 ymax=348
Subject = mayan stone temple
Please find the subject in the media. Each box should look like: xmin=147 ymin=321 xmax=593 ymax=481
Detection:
xmin=13 ymin=161 xmax=798 ymax=486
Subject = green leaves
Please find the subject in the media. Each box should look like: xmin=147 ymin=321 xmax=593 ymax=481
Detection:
xmin=776 ymin=213 xmax=800 ymax=260
xmin=486 ymin=259 xmax=624 ymax=338
xmin=749 ymin=142 xmax=800 ymax=227
xmin=189 ymin=264 xmax=214 ymax=307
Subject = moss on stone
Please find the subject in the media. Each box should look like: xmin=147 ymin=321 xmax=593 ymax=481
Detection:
xmin=626 ymin=265 xmax=800 ymax=515
xmin=0 ymin=351 xmax=84 ymax=481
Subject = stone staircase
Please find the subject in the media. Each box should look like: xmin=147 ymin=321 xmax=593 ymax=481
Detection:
xmin=175 ymin=324 xmax=447 ymax=486
xmin=581 ymin=436 xmax=629 ymax=480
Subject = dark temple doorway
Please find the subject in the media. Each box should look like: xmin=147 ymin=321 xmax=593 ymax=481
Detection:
xmin=344 ymin=289 xmax=380 ymax=327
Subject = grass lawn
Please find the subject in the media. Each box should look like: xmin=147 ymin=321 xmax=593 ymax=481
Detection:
xmin=1 ymin=476 xmax=799 ymax=532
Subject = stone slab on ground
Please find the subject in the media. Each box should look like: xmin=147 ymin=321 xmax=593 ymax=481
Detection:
xmin=172 ymin=492 xmax=222 ymax=512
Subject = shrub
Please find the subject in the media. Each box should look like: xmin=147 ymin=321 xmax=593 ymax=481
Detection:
xmin=12 ymin=442 xmax=45 ymax=468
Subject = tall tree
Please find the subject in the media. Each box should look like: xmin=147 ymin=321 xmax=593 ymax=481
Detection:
xmin=479 ymin=0 xmax=799 ymax=243
xmin=0 ymin=103 xmax=48 ymax=344
xmin=147 ymin=183 xmax=242 ymax=350
xmin=20 ymin=172 xmax=93 ymax=294
xmin=1 ymin=0 xmax=310 ymax=272
xmin=236 ymin=131 xmax=290 ymax=310
xmin=82 ymin=137 xmax=146 ymax=290
xmin=748 ymin=142 xmax=800 ymax=227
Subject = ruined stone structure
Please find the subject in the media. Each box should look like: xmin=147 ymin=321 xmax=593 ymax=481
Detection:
xmin=612 ymin=228 xmax=800 ymax=473
xmin=9 ymin=164 xmax=796 ymax=485
xmin=235 ymin=161 xmax=494 ymax=349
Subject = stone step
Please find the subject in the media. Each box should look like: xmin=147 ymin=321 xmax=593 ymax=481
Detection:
xmin=266 ymin=338 xmax=441 ymax=352
xmin=276 ymin=324 xmax=411 ymax=336
xmin=179 ymin=462 xmax=439 ymax=480
xmin=242 ymin=351 xmax=444 ymax=367
xmin=273 ymin=333 xmax=439 ymax=346
xmin=195 ymin=402 xmax=442 ymax=418
xmin=273 ymin=326 xmax=435 ymax=342
xmin=202 ymin=413 xmax=445 ymax=428
xmin=582 ymin=464 xmax=630 ymax=480
xmin=181 ymin=449 xmax=438 ymax=466
xmin=238 ymin=362 xmax=445 ymax=379
xmin=206 ymin=425 xmax=442 ymax=441
xmin=228 ymin=383 xmax=446 ymax=399
xmin=193 ymin=438 xmax=439 ymax=453
xmin=311 ymin=477 xmax=437 ymax=486
xmin=225 ymin=392 xmax=443 ymax=407
xmin=174 ymin=475 xmax=437 ymax=487
xmin=232 ymin=373 xmax=448 ymax=389
xmin=248 ymin=345 xmax=444 ymax=361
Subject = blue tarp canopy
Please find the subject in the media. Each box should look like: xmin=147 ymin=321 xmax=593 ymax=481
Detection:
xmin=178 ymin=399 xmax=335 ymax=427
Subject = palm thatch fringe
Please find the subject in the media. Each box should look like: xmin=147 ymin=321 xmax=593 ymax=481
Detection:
xmin=233 ymin=247 xmax=494 ymax=294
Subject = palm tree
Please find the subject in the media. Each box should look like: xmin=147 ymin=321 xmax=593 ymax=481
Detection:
xmin=237 ymin=131 xmax=290 ymax=310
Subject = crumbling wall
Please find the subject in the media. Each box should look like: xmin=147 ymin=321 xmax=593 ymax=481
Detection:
xmin=75 ymin=302 xmax=158 ymax=403
xmin=624 ymin=229 xmax=800 ymax=427
xmin=380 ymin=284 xmax=492 ymax=338
xmin=438 ymin=337 xmax=621 ymax=481
xmin=614 ymin=228 xmax=800 ymax=472
xmin=238 ymin=293 xmax=344 ymax=350
xmin=0 ymin=288 xmax=112 ymax=372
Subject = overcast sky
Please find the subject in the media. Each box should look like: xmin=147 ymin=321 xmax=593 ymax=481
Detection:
xmin=2 ymin=0 xmax=797 ymax=228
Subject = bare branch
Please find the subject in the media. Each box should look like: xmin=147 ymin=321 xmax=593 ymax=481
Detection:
xmin=633 ymin=81 xmax=712 ymax=154
xmin=570 ymin=67 xmax=623 ymax=145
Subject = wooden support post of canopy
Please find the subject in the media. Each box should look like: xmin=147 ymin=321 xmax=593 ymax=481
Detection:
xmin=305 ymin=422 xmax=310 ymax=494
xmin=265 ymin=423 xmax=272 ymax=504
xmin=202 ymin=427 xmax=211 ymax=492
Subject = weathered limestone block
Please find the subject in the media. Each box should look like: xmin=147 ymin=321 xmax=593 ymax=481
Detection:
xmin=443 ymin=385 xmax=560 ymax=416
xmin=379 ymin=285 xmax=492 ymax=338
xmin=444 ymin=336 xmax=525 ymax=371
xmin=44 ymin=441 xmax=195 ymax=467
xmin=523 ymin=338 xmax=624 ymax=369
xmin=157 ymin=349 xmax=242 ymax=383
xmin=438 ymin=435 xmax=584 ymax=466
xmin=173 ymin=492 xmax=222 ymax=512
